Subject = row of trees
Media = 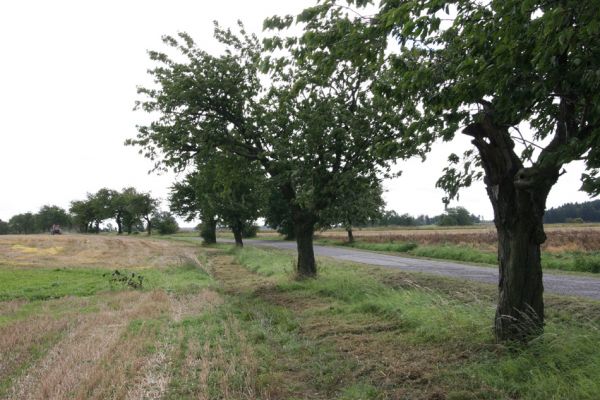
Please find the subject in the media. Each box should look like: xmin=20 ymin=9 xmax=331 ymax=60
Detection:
xmin=0 ymin=205 xmax=72 ymax=234
xmin=70 ymin=188 xmax=160 ymax=235
xmin=1 ymin=188 xmax=179 ymax=236
xmin=544 ymin=200 xmax=600 ymax=223
xmin=372 ymin=207 xmax=481 ymax=227
xmin=128 ymin=0 xmax=600 ymax=342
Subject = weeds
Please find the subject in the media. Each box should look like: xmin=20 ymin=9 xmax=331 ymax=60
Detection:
xmin=104 ymin=270 xmax=145 ymax=289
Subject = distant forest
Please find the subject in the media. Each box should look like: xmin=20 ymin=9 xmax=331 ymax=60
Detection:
xmin=544 ymin=200 xmax=600 ymax=223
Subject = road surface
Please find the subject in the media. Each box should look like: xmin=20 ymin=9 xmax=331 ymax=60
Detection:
xmin=225 ymin=239 xmax=600 ymax=300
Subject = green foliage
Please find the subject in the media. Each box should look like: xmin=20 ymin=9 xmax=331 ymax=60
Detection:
xmin=35 ymin=205 xmax=71 ymax=232
xmin=0 ymin=220 xmax=9 ymax=235
xmin=545 ymin=199 xmax=600 ymax=223
xmin=199 ymin=219 xmax=217 ymax=244
xmin=151 ymin=211 xmax=179 ymax=235
xmin=129 ymin=20 xmax=408 ymax=272
xmin=104 ymin=270 xmax=144 ymax=289
xmin=438 ymin=207 xmax=479 ymax=226
xmin=241 ymin=223 xmax=258 ymax=238
xmin=170 ymin=152 xmax=265 ymax=243
xmin=8 ymin=213 xmax=36 ymax=234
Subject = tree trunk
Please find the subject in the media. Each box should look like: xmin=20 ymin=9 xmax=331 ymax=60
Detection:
xmin=201 ymin=218 xmax=217 ymax=244
xmin=232 ymin=223 xmax=244 ymax=247
xmin=293 ymin=212 xmax=317 ymax=278
xmin=145 ymin=216 xmax=152 ymax=235
xmin=464 ymin=114 xmax=560 ymax=342
xmin=116 ymin=213 xmax=123 ymax=235
xmin=491 ymin=188 xmax=548 ymax=342
xmin=347 ymin=227 xmax=354 ymax=243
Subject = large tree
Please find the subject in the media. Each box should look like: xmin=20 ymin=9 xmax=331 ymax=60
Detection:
xmin=129 ymin=22 xmax=404 ymax=276
xmin=311 ymin=0 xmax=600 ymax=340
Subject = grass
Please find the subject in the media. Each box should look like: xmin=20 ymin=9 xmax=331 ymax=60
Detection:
xmin=227 ymin=245 xmax=600 ymax=399
xmin=315 ymin=238 xmax=600 ymax=273
xmin=0 ymin=262 xmax=211 ymax=302
xmin=2 ymin=235 xmax=600 ymax=399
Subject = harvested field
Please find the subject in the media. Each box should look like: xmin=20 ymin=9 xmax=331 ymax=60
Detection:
xmin=0 ymin=234 xmax=198 ymax=269
xmin=316 ymin=225 xmax=600 ymax=253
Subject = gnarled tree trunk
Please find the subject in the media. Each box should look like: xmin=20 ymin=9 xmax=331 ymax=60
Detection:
xmin=465 ymin=114 xmax=559 ymax=342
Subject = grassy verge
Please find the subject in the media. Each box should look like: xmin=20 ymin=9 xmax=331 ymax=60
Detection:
xmin=315 ymin=239 xmax=600 ymax=273
xmin=228 ymin=245 xmax=600 ymax=399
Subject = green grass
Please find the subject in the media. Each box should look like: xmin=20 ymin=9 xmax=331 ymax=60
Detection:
xmin=316 ymin=239 xmax=600 ymax=273
xmin=229 ymin=245 xmax=600 ymax=399
xmin=0 ymin=262 xmax=212 ymax=302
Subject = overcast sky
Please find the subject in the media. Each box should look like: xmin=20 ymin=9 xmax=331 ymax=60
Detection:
xmin=0 ymin=0 xmax=594 ymax=224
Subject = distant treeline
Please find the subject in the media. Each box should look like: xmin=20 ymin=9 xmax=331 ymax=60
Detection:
xmin=544 ymin=200 xmax=600 ymax=223
xmin=366 ymin=207 xmax=481 ymax=227
xmin=0 ymin=187 xmax=179 ymax=236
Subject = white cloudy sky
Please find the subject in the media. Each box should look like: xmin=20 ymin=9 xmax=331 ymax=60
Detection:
xmin=0 ymin=0 xmax=593 ymax=224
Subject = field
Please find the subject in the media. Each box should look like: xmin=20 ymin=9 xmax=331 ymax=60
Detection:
xmin=1 ymin=234 xmax=600 ymax=399
xmin=312 ymin=224 xmax=600 ymax=273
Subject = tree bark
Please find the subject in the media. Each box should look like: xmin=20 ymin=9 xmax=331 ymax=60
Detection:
xmin=232 ymin=222 xmax=244 ymax=247
xmin=293 ymin=211 xmax=317 ymax=278
xmin=347 ymin=227 xmax=354 ymax=243
xmin=201 ymin=218 xmax=217 ymax=244
xmin=464 ymin=114 xmax=559 ymax=342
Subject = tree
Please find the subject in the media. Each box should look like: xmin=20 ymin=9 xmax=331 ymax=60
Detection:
xmin=322 ymin=0 xmax=600 ymax=340
xmin=0 ymin=220 xmax=9 ymax=235
xmin=111 ymin=188 xmax=136 ymax=234
xmin=170 ymin=171 xmax=219 ymax=244
xmin=320 ymin=175 xmax=385 ymax=242
xmin=89 ymin=189 xmax=117 ymax=233
xmin=120 ymin=188 xmax=144 ymax=234
xmin=129 ymin=22 xmax=404 ymax=276
xmin=128 ymin=192 xmax=158 ymax=235
xmin=35 ymin=205 xmax=71 ymax=232
xmin=264 ymin=185 xmax=296 ymax=240
xmin=438 ymin=207 xmax=479 ymax=227
xmin=151 ymin=211 xmax=179 ymax=235
xmin=9 ymin=213 xmax=36 ymax=234
xmin=70 ymin=199 xmax=95 ymax=233
xmin=170 ymin=153 xmax=265 ymax=247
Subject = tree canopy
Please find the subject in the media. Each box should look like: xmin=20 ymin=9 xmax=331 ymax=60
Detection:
xmin=128 ymin=22 xmax=408 ymax=275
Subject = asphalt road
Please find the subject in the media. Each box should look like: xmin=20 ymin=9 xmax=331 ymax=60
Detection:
xmin=228 ymin=239 xmax=600 ymax=300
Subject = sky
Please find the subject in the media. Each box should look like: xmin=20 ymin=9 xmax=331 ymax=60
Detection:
xmin=0 ymin=0 xmax=594 ymax=224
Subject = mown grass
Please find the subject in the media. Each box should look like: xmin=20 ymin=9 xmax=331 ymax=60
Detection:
xmin=316 ymin=238 xmax=600 ymax=273
xmin=0 ymin=262 xmax=212 ymax=302
xmin=228 ymin=245 xmax=600 ymax=399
